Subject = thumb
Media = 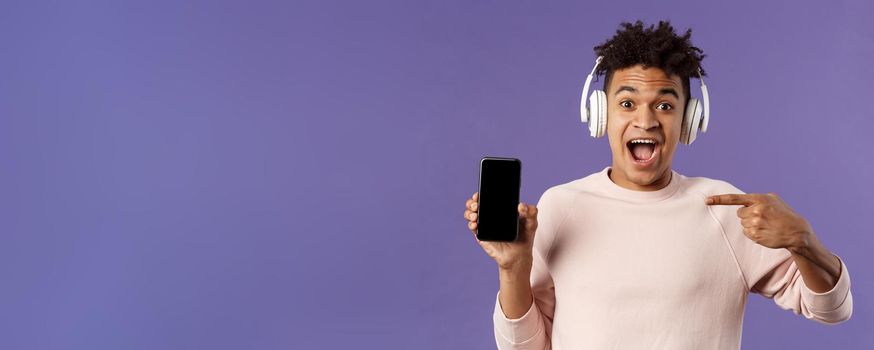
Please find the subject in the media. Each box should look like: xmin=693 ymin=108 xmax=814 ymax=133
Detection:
xmin=518 ymin=202 xmax=538 ymax=229
xmin=518 ymin=202 xmax=536 ymax=216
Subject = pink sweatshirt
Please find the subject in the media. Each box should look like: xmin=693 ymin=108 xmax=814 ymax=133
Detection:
xmin=493 ymin=167 xmax=852 ymax=349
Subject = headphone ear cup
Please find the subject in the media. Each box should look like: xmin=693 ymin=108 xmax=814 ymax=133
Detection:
xmin=699 ymin=104 xmax=709 ymax=133
xmin=595 ymin=90 xmax=607 ymax=138
xmin=588 ymin=90 xmax=606 ymax=138
xmin=681 ymin=98 xmax=702 ymax=145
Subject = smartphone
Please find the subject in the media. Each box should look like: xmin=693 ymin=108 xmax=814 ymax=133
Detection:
xmin=476 ymin=157 xmax=522 ymax=242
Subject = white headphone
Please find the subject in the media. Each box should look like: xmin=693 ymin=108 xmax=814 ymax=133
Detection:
xmin=580 ymin=56 xmax=711 ymax=145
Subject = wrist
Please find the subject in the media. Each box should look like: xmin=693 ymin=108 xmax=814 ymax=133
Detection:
xmin=788 ymin=229 xmax=814 ymax=255
xmin=498 ymin=257 xmax=532 ymax=276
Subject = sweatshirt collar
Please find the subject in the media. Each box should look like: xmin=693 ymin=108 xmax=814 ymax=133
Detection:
xmin=595 ymin=166 xmax=682 ymax=203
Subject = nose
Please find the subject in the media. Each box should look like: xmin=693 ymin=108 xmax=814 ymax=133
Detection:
xmin=632 ymin=108 xmax=660 ymax=131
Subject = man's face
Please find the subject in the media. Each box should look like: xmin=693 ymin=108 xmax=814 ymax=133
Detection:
xmin=605 ymin=65 xmax=685 ymax=191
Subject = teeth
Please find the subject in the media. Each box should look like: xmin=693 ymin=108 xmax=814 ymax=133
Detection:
xmin=629 ymin=139 xmax=656 ymax=144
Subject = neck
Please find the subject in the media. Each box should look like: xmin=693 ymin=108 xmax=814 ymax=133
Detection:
xmin=607 ymin=166 xmax=673 ymax=192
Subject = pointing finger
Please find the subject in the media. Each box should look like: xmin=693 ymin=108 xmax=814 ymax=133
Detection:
xmin=706 ymin=194 xmax=757 ymax=206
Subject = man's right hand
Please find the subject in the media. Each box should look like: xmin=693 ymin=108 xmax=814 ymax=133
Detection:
xmin=463 ymin=191 xmax=538 ymax=272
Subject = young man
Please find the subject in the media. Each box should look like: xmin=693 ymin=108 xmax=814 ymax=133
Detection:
xmin=462 ymin=21 xmax=852 ymax=349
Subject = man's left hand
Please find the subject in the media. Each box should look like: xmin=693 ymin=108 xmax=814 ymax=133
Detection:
xmin=706 ymin=193 xmax=812 ymax=251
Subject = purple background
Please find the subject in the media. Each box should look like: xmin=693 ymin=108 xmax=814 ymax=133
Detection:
xmin=1 ymin=0 xmax=871 ymax=349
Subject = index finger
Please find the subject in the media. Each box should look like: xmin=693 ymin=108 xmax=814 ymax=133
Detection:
xmin=472 ymin=192 xmax=479 ymax=201
xmin=706 ymin=194 xmax=757 ymax=206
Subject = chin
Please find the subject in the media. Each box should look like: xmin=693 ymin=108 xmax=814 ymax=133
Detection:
xmin=614 ymin=158 xmax=671 ymax=188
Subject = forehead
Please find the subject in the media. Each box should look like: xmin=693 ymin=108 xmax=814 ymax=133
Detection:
xmin=609 ymin=65 xmax=683 ymax=93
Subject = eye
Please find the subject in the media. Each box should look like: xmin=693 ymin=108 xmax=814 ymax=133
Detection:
xmin=656 ymin=102 xmax=673 ymax=111
xmin=620 ymin=100 xmax=633 ymax=109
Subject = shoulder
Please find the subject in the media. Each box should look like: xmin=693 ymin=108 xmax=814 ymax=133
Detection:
xmin=538 ymin=171 xmax=604 ymax=205
xmin=678 ymin=174 xmax=749 ymax=230
xmin=680 ymin=174 xmax=748 ymax=198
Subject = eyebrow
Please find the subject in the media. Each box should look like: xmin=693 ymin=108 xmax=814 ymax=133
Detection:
xmin=615 ymin=86 xmax=680 ymax=99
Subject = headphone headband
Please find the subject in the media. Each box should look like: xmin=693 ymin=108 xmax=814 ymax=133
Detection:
xmin=579 ymin=56 xmax=603 ymax=123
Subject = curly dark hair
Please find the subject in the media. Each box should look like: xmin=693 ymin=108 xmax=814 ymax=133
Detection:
xmin=593 ymin=20 xmax=706 ymax=103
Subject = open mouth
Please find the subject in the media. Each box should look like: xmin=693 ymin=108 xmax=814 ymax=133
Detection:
xmin=626 ymin=138 xmax=659 ymax=166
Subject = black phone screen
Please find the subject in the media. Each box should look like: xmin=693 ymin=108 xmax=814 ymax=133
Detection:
xmin=476 ymin=157 xmax=521 ymax=242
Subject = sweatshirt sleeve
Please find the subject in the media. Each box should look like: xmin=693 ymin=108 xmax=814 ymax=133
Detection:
xmin=709 ymin=183 xmax=853 ymax=324
xmin=493 ymin=187 xmax=568 ymax=349
xmin=750 ymin=251 xmax=852 ymax=324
